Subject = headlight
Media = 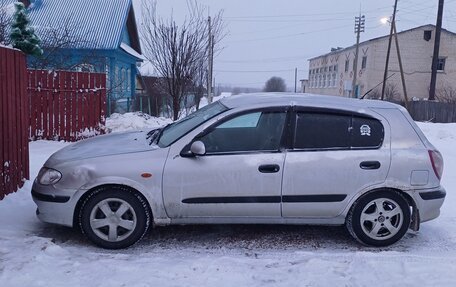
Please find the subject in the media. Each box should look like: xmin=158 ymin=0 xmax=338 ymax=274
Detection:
xmin=37 ymin=167 xmax=62 ymax=185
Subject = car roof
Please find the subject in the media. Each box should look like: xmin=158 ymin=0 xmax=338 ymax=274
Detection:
xmin=220 ymin=93 xmax=402 ymax=111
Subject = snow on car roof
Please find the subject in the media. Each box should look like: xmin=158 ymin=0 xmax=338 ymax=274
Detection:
xmin=220 ymin=93 xmax=403 ymax=111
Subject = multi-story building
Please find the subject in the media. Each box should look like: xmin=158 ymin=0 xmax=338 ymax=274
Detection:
xmin=307 ymin=24 xmax=456 ymax=101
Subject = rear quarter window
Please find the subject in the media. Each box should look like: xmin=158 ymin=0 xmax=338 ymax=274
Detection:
xmin=351 ymin=116 xmax=384 ymax=148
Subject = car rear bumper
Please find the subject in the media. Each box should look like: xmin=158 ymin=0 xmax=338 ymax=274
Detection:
xmin=414 ymin=186 xmax=446 ymax=223
xmin=32 ymin=180 xmax=79 ymax=227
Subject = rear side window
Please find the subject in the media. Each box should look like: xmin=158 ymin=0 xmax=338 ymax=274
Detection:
xmin=294 ymin=112 xmax=384 ymax=150
xmin=294 ymin=113 xmax=351 ymax=149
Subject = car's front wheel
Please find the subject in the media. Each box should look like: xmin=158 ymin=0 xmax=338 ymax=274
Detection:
xmin=78 ymin=186 xmax=151 ymax=249
xmin=346 ymin=190 xmax=411 ymax=247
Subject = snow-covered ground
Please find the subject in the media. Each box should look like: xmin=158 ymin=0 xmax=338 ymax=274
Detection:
xmin=1 ymin=119 xmax=456 ymax=286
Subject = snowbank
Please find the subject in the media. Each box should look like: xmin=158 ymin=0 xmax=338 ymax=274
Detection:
xmin=105 ymin=112 xmax=172 ymax=133
xmin=1 ymin=122 xmax=456 ymax=286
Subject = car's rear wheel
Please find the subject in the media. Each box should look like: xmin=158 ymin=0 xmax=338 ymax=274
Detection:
xmin=79 ymin=186 xmax=151 ymax=249
xmin=346 ymin=190 xmax=411 ymax=247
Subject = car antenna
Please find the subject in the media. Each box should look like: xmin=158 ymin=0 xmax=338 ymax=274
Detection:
xmin=360 ymin=73 xmax=396 ymax=100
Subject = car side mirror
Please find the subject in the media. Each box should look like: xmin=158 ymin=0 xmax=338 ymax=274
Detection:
xmin=190 ymin=141 xmax=206 ymax=156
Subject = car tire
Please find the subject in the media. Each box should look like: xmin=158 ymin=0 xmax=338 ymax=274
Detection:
xmin=78 ymin=185 xmax=151 ymax=249
xmin=346 ymin=190 xmax=411 ymax=247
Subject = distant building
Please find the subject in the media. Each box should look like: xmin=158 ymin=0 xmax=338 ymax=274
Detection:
xmin=307 ymin=24 xmax=456 ymax=101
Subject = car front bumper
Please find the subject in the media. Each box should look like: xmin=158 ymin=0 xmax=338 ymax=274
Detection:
xmin=32 ymin=180 xmax=80 ymax=227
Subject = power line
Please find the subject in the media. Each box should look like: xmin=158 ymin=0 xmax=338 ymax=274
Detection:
xmin=224 ymin=7 xmax=394 ymax=19
xmin=227 ymin=24 xmax=353 ymax=43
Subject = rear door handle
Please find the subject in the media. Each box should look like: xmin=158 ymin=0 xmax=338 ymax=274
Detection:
xmin=258 ymin=164 xmax=280 ymax=173
xmin=360 ymin=161 xmax=381 ymax=170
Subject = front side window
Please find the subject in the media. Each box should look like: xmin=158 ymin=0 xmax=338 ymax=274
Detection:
xmin=294 ymin=112 xmax=384 ymax=150
xmin=345 ymin=60 xmax=350 ymax=72
xmin=198 ymin=111 xmax=286 ymax=154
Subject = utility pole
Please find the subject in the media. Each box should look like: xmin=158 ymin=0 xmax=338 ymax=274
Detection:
xmin=429 ymin=0 xmax=445 ymax=101
xmin=294 ymin=68 xmax=298 ymax=93
xmin=392 ymin=21 xmax=409 ymax=109
xmin=352 ymin=14 xmax=365 ymax=98
xmin=207 ymin=16 xmax=214 ymax=103
xmin=381 ymin=0 xmax=398 ymax=100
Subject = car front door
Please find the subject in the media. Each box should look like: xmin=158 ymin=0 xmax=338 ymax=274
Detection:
xmin=163 ymin=108 xmax=288 ymax=219
xmin=281 ymin=109 xmax=391 ymax=218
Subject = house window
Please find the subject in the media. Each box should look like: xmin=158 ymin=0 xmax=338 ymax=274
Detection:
xmin=334 ymin=65 xmax=338 ymax=72
xmin=332 ymin=73 xmax=337 ymax=87
xmin=424 ymin=30 xmax=432 ymax=41
xmin=327 ymin=74 xmax=331 ymax=87
xmin=361 ymin=56 xmax=367 ymax=69
xmin=345 ymin=60 xmax=350 ymax=72
xmin=126 ymin=68 xmax=131 ymax=91
xmin=438 ymin=57 xmax=446 ymax=71
xmin=323 ymin=75 xmax=326 ymax=87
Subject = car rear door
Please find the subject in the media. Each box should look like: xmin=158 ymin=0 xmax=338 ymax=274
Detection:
xmin=281 ymin=108 xmax=391 ymax=218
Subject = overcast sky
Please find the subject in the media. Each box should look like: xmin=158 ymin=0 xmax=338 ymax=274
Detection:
xmin=133 ymin=0 xmax=456 ymax=89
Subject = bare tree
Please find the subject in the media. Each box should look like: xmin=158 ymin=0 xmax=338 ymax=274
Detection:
xmin=436 ymin=84 xmax=456 ymax=103
xmin=263 ymin=76 xmax=286 ymax=92
xmin=192 ymin=58 xmax=207 ymax=110
xmin=365 ymin=82 xmax=401 ymax=102
xmin=140 ymin=0 xmax=225 ymax=120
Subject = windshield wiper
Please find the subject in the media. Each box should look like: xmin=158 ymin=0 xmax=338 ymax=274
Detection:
xmin=147 ymin=128 xmax=161 ymax=145
xmin=154 ymin=122 xmax=176 ymax=145
xmin=147 ymin=123 xmax=173 ymax=145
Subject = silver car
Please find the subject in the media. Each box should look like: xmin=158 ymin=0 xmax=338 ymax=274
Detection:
xmin=32 ymin=93 xmax=446 ymax=249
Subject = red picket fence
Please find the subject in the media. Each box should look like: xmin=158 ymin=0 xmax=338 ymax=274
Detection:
xmin=27 ymin=70 xmax=107 ymax=141
xmin=0 ymin=46 xmax=30 ymax=200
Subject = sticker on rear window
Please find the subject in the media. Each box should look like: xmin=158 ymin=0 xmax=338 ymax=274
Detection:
xmin=360 ymin=124 xmax=371 ymax=136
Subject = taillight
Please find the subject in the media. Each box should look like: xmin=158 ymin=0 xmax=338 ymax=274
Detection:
xmin=428 ymin=150 xmax=444 ymax=180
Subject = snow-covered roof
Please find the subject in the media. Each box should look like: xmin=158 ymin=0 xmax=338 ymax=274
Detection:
xmin=120 ymin=43 xmax=145 ymax=60
xmin=2 ymin=0 xmax=139 ymax=51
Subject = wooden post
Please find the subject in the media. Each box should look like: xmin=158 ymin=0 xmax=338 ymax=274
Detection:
xmin=392 ymin=21 xmax=409 ymax=110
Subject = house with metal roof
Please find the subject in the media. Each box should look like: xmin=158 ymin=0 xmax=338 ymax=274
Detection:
xmin=3 ymin=0 xmax=143 ymax=113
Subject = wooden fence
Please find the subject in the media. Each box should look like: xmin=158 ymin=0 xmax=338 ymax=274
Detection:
xmin=0 ymin=46 xmax=29 ymax=199
xmin=27 ymin=70 xmax=107 ymax=141
xmin=408 ymin=101 xmax=456 ymax=123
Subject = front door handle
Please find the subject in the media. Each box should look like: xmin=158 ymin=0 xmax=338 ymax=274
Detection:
xmin=259 ymin=164 xmax=280 ymax=173
xmin=360 ymin=161 xmax=381 ymax=170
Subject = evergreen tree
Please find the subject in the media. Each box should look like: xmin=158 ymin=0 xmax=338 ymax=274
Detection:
xmin=10 ymin=2 xmax=42 ymax=56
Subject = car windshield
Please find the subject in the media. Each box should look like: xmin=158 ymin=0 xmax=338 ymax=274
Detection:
xmin=157 ymin=101 xmax=228 ymax=147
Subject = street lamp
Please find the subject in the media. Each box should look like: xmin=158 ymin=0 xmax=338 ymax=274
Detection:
xmin=380 ymin=17 xmax=389 ymax=25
